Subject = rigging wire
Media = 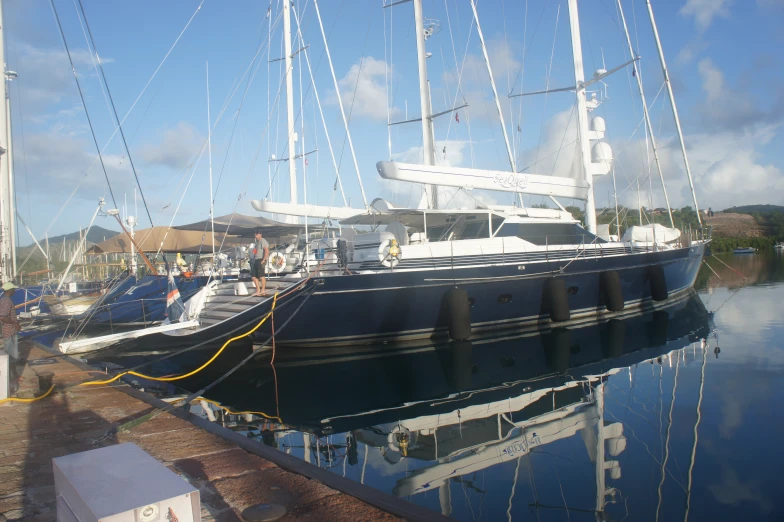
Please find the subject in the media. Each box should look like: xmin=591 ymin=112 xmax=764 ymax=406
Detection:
xmin=74 ymin=0 xmax=154 ymax=227
xmin=75 ymin=0 xmax=207 ymax=187
xmin=47 ymin=0 xmax=117 ymax=209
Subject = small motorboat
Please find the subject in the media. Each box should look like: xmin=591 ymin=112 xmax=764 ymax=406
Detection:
xmin=733 ymin=247 xmax=756 ymax=254
xmin=775 ymin=242 xmax=784 ymax=250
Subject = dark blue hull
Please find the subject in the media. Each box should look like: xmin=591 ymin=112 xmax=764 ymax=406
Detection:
xmin=82 ymin=244 xmax=704 ymax=376
xmin=200 ymin=291 xmax=711 ymax=434
xmin=265 ymin=243 xmax=705 ymax=345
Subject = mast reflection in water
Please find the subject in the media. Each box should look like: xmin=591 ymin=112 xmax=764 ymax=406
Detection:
xmin=196 ymin=292 xmax=724 ymax=520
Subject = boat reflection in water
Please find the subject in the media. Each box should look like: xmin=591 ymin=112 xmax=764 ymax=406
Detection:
xmin=195 ymin=292 xmax=711 ymax=519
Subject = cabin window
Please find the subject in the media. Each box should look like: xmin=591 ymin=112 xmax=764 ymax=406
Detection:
xmin=426 ymin=225 xmax=449 ymax=241
xmin=491 ymin=215 xmax=505 ymax=234
xmin=494 ymin=223 xmax=605 ymax=245
xmin=458 ymin=221 xmax=489 ymax=239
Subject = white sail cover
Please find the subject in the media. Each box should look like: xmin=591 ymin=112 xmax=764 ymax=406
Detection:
xmin=251 ymin=200 xmax=365 ymax=220
xmin=621 ymin=224 xmax=681 ymax=243
xmin=376 ymin=161 xmax=590 ymax=200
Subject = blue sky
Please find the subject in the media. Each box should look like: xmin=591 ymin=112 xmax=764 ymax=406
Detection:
xmin=7 ymin=0 xmax=784 ymax=239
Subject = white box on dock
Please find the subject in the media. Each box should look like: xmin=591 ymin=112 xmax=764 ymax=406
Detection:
xmin=0 ymin=349 xmax=8 ymax=401
xmin=53 ymin=442 xmax=200 ymax=522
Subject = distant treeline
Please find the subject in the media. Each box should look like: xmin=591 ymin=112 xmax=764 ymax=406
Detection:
xmin=710 ymin=237 xmax=780 ymax=252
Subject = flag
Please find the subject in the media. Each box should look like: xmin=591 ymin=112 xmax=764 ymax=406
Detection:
xmin=455 ymin=112 xmax=460 ymax=123
xmin=305 ymin=157 xmax=309 ymax=166
xmin=632 ymin=67 xmax=636 ymax=77
xmin=165 ymin=273 xmax=186 ymax=322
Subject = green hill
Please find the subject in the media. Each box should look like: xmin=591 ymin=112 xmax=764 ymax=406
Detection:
xmin=26 ymin=225 xmax=119 ymax=248
xmin=722 ymin=204 xmax=784 ymax=214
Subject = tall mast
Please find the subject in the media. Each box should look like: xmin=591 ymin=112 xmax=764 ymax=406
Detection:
xmin=206 ymin=61 xmax=215 ymax=260
xmin=617 ymin=0 xmax=673 ymax=227
xmin=0 ymin=0 xmax=16 ymax=282
xmin=566 ymin=0 xmax=597 ymax=234
xmin=413 ymin=0 xmax=437 ymax=209
xmin=283 ymin=0 xmax=298 ymax=222
xmin=645 ymin=0 xmax=701 ymax=226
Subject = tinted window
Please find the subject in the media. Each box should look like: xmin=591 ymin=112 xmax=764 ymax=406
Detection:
xmin=495 ymin=223 xmax=604 ymax=245
xmin=459 ymin=221 xmax=488 ymax=239
xmin=427 ymin=225 xmax=448 ymax=241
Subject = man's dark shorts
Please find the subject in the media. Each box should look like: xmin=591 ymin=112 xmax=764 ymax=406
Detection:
xmin=250 ymin=259 xmax=266 ymax=279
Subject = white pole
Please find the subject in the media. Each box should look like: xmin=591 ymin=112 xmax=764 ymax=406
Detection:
xmin=0 ymin=0 xmax=16 ymax=283
xmin=291 ymin=7 xmax=348 ymax=207
xmin=637 ymin=178 xmax=643 ymax=224
xmin=56 ymin=199 xmax=103 ymax=292
xmin=594 ymin=381 xmax=606 ymax=515
xmin=685 ymin=343 xmax=707 ymax=521
xmin=645 ymin=0 xmax=701 ymax=226
xmin=313 ymin=0 xmax=368 ymax=209
xmin=617 ymin=0 xmax=673 ymax=228
xmin=412 ymin=0 xmax=438 ymax=209
xmin=206 ymin=61 xmax=215 ymax=260
xmin=612 ymin=167 xmax=620 ymax=237
xmin=566 ymin=0 xmax=598 ymax=234
xmin=469 ymin=0 xmax=516 ymax=174
xmin=267 ymin=2 xmax=272 ymax=218
xmin=298 ymin=17 xmax=310 ymax=274
xmin=283 ymin=0 xmax=298 ymax=223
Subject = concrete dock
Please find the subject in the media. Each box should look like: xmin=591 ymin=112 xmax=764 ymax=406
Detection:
xmin=1 ymin=341 xmax=446 ymax=522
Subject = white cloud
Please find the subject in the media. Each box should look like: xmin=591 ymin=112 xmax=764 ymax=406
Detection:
xmin=708 ymin=467 xmax=773 ymax=514
xmin=439 ymin=38 xmax=522 ymax=123
xmin=13 ymin=43 xmax=108 ymax=114
xmin=331 ymin=56 xmax=396 ymax=122
xmin=608 ymin=125 xmax=784 ymax=211
xmin=680 ymin=0 xmax=732 ymax=31
xmin=19 ymin=130 xmax=133 ymax=204
xmin=138 ymin=122 xmax=204 ymax=170
xmin=518 ymin=108 xmax=578 ymax=179
xmin=393 ymin=139 xmax=469 ymax=168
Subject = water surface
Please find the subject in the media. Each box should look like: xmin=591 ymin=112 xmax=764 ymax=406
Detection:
xmin=193 ymin=252 xmax=784 ymax=521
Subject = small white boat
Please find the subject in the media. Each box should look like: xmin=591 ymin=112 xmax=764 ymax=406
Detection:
xmin=733 ymin=247 xmax=756 ymax=254
xmin=775 ymin=242 xmax=784 ymax=250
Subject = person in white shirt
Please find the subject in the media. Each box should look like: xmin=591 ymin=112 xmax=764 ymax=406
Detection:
xmin=249 ymin=230 xmax=270 ymax=296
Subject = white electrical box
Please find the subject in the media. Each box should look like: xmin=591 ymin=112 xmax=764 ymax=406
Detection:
xmin=53 ymin=443 xmax=200 ymax=522
xmin=0 ymin=349 xmax=8 ymax=401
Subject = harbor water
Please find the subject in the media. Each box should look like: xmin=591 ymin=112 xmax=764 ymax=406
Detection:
xmin=185 ymin=251 xmax=784 ymax=521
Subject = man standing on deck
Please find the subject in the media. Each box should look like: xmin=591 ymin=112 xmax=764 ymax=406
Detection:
xmin=0 ymin=282 xmax=22 ymax=391
xmin=250 ymin=230 xmax=270 ymax=297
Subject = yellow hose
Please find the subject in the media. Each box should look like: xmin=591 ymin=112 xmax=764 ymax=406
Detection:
xmin=0 ymin=384 xmax=56 ymax=405
xmin=80 ymin=293 xmax=279 ymax=387
xmin=195 ymin=396 xmax=282 ymax=423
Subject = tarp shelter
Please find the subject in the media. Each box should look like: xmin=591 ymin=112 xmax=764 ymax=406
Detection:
xmin=174 ymin=213 xmax=310 ymax=238
xmin=85 ymin=227 xmax=240 ymax=255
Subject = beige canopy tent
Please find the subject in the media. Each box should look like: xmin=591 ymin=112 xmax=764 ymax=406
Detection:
xmin=85 ymin=227 xmax=241 ymax=255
